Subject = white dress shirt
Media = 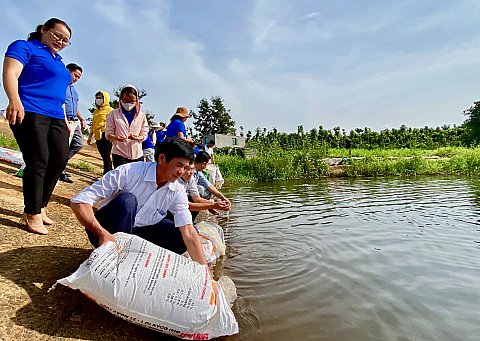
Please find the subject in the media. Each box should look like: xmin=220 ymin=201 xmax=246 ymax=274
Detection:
xmin=71 ymin=162 xmax=192 ymax=227
xmin=177 ymin=177 xmax=200 ymax=197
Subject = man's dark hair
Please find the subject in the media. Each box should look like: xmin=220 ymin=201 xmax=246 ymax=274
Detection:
xmin=66 ymin=63 xmax=83 ymax=72
xmin=195 ymin=151 xmax=211 ymax=164
xmin=155 ymin=137 xmax=194 ymax=163
xmin=208 ymin=140 xmax=215 ymax=145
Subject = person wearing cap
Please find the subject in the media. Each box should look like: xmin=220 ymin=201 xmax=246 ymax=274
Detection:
xmin=155 ymin=121 xmax=167 ymax=147
xmin=142 ymin=121 xmax=160 ymax=162
xmin=166 ymin=106 xmax=194 ymax=145
xmin=105 ymin=84 xmax=148 ymax=168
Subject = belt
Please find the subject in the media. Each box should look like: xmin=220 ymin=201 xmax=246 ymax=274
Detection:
xmin=67 ymin=117 xmax=78 ymax=122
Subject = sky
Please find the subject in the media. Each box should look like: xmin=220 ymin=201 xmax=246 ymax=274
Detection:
xmin=1 ymin=0 xmax=480 ymax=134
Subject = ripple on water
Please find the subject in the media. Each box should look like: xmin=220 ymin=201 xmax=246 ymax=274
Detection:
xmin=215 ymin=177 xmax=480 ymax=340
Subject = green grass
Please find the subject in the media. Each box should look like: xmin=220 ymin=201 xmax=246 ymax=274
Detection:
xmin=0 ymin=134 xmax=19 ymax=150
xmin=68 ymin=160 xmax=95 ymax=173
xmin=217 ymin=146 xmax=480 ymax=181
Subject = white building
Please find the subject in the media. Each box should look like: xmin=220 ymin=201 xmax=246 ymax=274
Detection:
xmin=203 ymin=133 xmax=246 ymax=148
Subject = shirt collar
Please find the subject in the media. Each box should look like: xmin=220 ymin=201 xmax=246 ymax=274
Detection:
xmin=31 ymin=39 xmax=63 ymax=60
xmin=147 ymin=163 xmax=177 ymax=191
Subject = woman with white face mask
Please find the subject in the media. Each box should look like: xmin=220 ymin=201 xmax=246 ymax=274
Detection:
xmin=87 ymin=91 xmax=114 ymax=174
xmin=105 ymin=84 xmax=148 ymax=168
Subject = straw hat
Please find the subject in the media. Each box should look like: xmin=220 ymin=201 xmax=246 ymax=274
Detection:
xmin=174 ymin=106 xmax=190 ymax=118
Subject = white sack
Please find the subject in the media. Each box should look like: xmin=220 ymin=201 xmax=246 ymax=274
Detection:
xmin=55 ymin=233 xmax=238 ymax=340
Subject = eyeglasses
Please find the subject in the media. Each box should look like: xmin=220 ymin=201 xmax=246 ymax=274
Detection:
xmin=49 ymin=30 xmax=71 ymax=46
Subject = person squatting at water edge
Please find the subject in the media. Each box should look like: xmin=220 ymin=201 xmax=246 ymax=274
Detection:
xmin=166 ymin=106 xmax=194 ymax=145
xmin=87 ymin=91 xmax=114 ymax=175
xmin=2 ymin=18 xmax=73 ymax=235
xmin=59 ymin=62 xmax=87 ymax=183
xmin=70 ymin=137 xmax=207 ymax=265
xmin=105 ymin=84 xmax=148 ymax=169
xmin=176 ymin=162 xmax=230 ymax=222
xmin=194 ymin=151 xmax=232 ymax=207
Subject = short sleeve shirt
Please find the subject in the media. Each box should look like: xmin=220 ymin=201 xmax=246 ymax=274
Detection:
xmin=166 ymin=118 xmax=187 ymax=138
xmin=71 ymin=162 xmax=192 ymax=227
xmin=178 ymin=177 xmax=200 ymax=197
xmin=5 ymin=40 xmax=71 ymax=119
xmin=65 ymin=85 xmax=78 ymax=119
xmin=193 ymin=169 xmax=212 ymax=189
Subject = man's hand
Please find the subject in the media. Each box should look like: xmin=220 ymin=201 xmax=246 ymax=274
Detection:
xmin=214 ymin=201 xmax=229 ymax=211
xmin=6 ymin=99 xmax=25 ymax=125
xmin=219 ymin=198 xmax=232 ymax=210
xmin=80 ymin=119 xmax=87 ymax=131
xmin=97 ymin=231 xmax=120 ymax=252
xmin=208 ymin=208 xmax=220 ymax=216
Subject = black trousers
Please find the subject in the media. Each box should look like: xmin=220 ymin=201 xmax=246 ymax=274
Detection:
xmin=96 ymin=133 xmax=113 ymax=174
xmin=87 ymin=192 xmax=187 ymax=255
xmin=112 ymin=153 xmax=144 ymax=169
xmin=10 ymin=112 xmax=69 ymax=214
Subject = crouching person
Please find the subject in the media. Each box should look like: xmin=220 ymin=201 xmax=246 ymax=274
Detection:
xmin=194 ymin=151 xmax=232 ymax=207
xmin=70 ymin=137 xmax=207 ymax=265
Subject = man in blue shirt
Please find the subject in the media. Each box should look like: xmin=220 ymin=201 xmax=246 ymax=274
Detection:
xmin=60 ymin=63 xmax=86 ymax=183
xmin=193 ymin=151 xmax=232 ymax=209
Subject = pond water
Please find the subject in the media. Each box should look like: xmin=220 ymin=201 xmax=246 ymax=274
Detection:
xmin=213 ymin=177 xmax=480 ymax=341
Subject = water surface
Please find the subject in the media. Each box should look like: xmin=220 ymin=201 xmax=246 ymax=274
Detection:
xmin=213 ymin=177 xmax=480 ymax=340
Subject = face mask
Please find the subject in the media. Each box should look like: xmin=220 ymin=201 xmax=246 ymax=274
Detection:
xmin=95 ymin=98 xmax=103 ymax=106
xmin=121 ymin=101 xmax=136 ymax=111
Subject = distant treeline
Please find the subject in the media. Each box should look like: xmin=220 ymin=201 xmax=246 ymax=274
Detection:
xmin=243 ymin=124 xmax=466 ymax=151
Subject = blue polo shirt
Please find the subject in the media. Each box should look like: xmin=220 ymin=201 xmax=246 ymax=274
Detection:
xmin=166 ymin=118 xmax=187 ymax=138
xmin=65 ymin=85 xmax=78 ymax=119
xmin=5 ymin=39 xmax=71 ymax=119
xmin=155 ymin=130 xmax=166 ymax=144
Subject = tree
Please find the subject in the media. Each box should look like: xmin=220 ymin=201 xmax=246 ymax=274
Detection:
xmin=191 ymin=96 xmax=236 ymax=138
xmin=463 ymin=101 xmax=480 ymax=145
xmin=144 ymin=109 xmax=156 ymax=126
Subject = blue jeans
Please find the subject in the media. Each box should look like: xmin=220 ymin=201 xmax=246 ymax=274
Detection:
xmin=87 ymin=192 xmax=187 ymax=255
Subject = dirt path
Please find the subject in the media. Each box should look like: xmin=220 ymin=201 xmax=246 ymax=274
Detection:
xmin=0 ymin=122 xmax=177 ymax=340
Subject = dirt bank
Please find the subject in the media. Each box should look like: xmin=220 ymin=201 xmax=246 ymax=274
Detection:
xmin=0 ymin=121 xmax=178 ymax=340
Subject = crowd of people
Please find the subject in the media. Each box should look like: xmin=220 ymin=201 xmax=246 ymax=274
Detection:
xmin=2 ymin=18 xmax=230 ymax=265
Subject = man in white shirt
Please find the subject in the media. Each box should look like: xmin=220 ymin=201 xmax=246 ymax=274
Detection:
xmin=177 ymin=162 xmax=229 ymax=221
xmin=205 ymin=140 xmax=215 ymax=164
xmin=71 ymin=137 xmax=207 ymax=265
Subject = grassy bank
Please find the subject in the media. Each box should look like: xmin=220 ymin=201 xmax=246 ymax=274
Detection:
xmin=2 ymin=132 xmax=478 ymax=181
xmin=0 ymin=134 xmax=18 ymax=150
xmin=217 ymin=147 xmax=480 ymax=181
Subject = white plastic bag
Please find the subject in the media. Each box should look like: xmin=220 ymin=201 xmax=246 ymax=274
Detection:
xmin=55 ymin=233 xmax=238 ymax=339
xmin=196 ymin=221 xmax=226 ymax=258
xmin=0 ymin=147 xmax=24 ymax=166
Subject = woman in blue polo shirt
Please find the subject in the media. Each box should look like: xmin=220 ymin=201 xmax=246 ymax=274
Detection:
xmin=2 ymin=18 xmax=73 ymax=235
xmin=166 ymin=106 xmax=194 ymax=145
